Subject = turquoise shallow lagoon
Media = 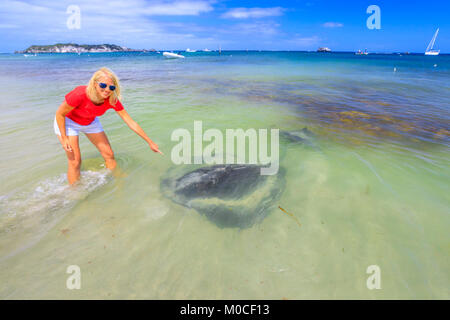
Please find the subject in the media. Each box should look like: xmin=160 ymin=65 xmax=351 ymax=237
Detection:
xmin=0 ymin=51 xmax=449 ymax=299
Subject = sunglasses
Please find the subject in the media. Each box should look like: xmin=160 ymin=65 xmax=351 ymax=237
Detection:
xmin=97 ymin=82 xmax=116 ymax=91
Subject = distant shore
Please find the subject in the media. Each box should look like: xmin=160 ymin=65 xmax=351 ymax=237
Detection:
xmin=15 ymin=43 xmax=156 ymax=54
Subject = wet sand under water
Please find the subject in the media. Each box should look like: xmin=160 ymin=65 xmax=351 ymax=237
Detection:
xmin=0 ymin=52 xmax=448 ymax=299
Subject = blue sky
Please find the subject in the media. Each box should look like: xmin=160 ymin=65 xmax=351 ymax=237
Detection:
xmin=0 ymin=0 xmax=448 ymax=53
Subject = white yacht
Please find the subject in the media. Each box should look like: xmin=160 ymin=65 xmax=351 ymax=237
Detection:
xmin=317 ymin=47 xmax=331 ymax=52
xmin=162 ymin=51 xmax=185 ymax=59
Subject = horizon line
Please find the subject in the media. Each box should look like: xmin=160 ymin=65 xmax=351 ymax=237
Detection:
xmin=3 ymin=50 xmax=449 ymax=55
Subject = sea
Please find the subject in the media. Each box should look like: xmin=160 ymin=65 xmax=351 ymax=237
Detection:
xmin=0 ymin=51 xmax=449 ymax=299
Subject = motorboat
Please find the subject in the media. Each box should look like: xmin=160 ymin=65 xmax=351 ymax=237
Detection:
xmin=163 ymin=51 xmax=185 ymax=59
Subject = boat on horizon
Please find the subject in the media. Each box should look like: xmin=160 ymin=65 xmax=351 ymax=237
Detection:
xmin=186 ymin=48 xmax=196 ymax=53
xmin=355 ymin=49 xmax=369 ymax=55
xmin=202 ymin=48 xmax=212 ymax=52
xmin=317 ymin=47 xmax=331 ymax=52
xmin=162 ymin=51 xmax=185 ymax=59
xmin=425 ymin=28 xmax=440 ymax=56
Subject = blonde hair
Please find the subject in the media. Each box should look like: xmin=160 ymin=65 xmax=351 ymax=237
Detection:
xmin=86 ymin=67 xmax=122 ymax=105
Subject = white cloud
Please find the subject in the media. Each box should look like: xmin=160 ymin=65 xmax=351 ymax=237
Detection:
xmin=235 ymin=22 xmax=279 ymax=35
xmin=282 ymin=35 xmax=321 ymax=49
xmin=216 ymin=21 xmax=281 ymax=37
xmin=221 ymin=7 xmax=284 ymax=19
xmin=322 ymin=22 xmax=343 ymax=28
xmin=0 ymin=0 xmax=217 ymax=50
xmin=142 ymin=1 xmax=214 ymax=15
xmin=0 ymin=24 xmax=19 ymax=29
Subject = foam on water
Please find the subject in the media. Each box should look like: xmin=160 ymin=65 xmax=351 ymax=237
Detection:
xmin=0 ymin=170 xmax=111 ymax=261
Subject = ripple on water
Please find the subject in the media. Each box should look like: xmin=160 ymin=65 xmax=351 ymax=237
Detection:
xmin=0 ymin=170 xmax=112 ymax=262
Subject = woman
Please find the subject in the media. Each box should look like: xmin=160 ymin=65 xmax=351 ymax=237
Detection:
xmin=54 ymin=67 xmax=163 ymax=185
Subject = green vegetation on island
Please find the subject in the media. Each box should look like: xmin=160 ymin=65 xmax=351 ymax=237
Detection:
xmin=15 ymin=43 xmax=156 ymax=53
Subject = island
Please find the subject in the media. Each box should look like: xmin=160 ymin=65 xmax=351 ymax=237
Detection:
xmin=15 ymin=43 xmax=156 ymax=53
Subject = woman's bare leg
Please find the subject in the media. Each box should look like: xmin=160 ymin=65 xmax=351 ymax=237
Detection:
xmin=57 ymin=135 xmax=81 ymax=185
xmin=84 ymin=131 xmax=116 ymax=170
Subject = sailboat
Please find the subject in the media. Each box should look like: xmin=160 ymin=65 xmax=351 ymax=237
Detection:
xmin=425 ymin=28 xmax=440 ymax=56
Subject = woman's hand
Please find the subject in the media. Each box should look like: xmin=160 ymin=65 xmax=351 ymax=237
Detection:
xmin=55 ymin=101 xmax=75 ymax=153
xmin=149 ymin=141 xmax=163 ymax=155
xmin=61 ymin=136 xmax=73 ymax=153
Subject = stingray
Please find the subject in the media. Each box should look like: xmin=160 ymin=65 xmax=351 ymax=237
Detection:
xmin=280 ymin=127 xmax=315 ymax=144
xmin=160 ymin=164 xmax=285 ymax=228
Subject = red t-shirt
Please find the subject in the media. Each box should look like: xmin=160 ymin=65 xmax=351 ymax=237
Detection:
xmin=65 ymin=85 xmax=124 ymax=125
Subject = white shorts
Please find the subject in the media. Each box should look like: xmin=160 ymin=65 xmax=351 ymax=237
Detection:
xmin=54 ymin=116 xmax=104 ymax=136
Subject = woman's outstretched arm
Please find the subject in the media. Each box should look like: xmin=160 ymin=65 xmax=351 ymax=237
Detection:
xmin=116 ymin=109 xmax=163 ymax=155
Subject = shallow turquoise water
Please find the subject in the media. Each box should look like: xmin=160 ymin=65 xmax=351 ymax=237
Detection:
xmin=0 ymin=52 xmax=449 ymax=299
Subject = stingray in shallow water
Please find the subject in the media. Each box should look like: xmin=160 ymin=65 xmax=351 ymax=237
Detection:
xmin=280 ymin=127 xmax=315 ymax=144
xmin=161 ymin=164 xmax=285 ymax=228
